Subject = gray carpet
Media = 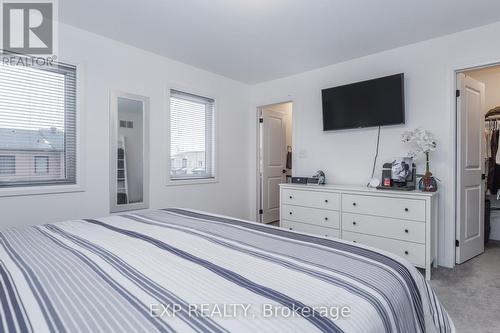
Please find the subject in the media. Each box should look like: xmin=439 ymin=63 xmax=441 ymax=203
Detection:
xmin=430 ymin=242 xmax=500 ymax=333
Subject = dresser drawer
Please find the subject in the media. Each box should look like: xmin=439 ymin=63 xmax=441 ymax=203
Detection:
xmin=282 ymin=189 xmax=340 ymax=210
xmin=342 ymin=213 xmax=425 ymax=244
xmin=281 ymin=220 xmax=340 ymax=239
xmin=342 ymin=231 xmax=425 ymax=267
xmin=342 ymin=194 xmax=425 ymax=221
xmin=282 ymin=205 xmax=340 ymax=229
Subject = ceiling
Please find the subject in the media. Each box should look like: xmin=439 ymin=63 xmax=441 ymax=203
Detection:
xmin=59 ymin=0 xmax=500 ymax=84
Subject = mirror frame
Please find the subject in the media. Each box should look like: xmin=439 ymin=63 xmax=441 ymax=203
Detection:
xmin=109 ymin=90 xmax=150 ymax=213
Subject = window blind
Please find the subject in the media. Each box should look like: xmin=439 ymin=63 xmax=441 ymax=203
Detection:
xmin=0 ymin=59 xmax=77 ymax=187
xmin=170 ymin=89 xmax=215 ymax=180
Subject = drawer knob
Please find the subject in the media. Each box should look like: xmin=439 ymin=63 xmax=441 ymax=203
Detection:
xmin=405 ymin=229 xmax=409 ymax=233
xmin=324 ymin=217 xmax=328 ymax=221
xmin=289 ymin=227 xmax=293 ymax=230
xmin=352 ymin=221 xmax=357 ymax=225
xmin=289 ymin=211 xmax=293 ymax=215
xmin=404 ymin=250 xmax=409 ymax=255
xmin=325 ymin=199 xmax=328 ymax=203
xmin=352 ymin=202 xmax=357 ymax=206
xmin=353 ymin=240 xmax=357 ymax=243
xmin=289 ymin=195 xmax=293 ymax=199
xmin=404 ymin=208 xmax=409 ymax=212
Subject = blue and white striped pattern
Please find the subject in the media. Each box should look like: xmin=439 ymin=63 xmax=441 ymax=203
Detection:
xmin=0 ymin=209 xmax=454 ymax=332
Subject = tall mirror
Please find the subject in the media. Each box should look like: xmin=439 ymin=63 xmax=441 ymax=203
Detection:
xmin=110 ymin=92 xmax=149 ymax=212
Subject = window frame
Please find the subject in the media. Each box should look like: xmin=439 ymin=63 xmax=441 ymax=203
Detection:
xmin=0 ymin=155 xmax=16 ymax=175
xmin=0 ymin=59 xmax=84 ymax=198
xmin=166 ymin=86 xmax=218 ymax=186
xmin=34 ymin=156 xmax=49 ymax=175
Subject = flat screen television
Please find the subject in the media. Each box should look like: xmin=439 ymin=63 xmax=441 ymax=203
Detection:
xmin=322 ymin=73 xmax=405 ymax=131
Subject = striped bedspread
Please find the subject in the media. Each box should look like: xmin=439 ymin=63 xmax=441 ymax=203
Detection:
xmin=0 ymin=209 xmax=453 ymax=333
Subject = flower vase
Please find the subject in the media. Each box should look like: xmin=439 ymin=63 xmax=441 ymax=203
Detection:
xmin=418 ymin=152 xmax=438 ymax=192
xmin=419 ymin=172 xmax=438 ymax=192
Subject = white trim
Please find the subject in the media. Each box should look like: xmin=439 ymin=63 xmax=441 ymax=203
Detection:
xmin=0 ymin=184 xmax=84 ymax=197
xmin=166 ymin=178 xmax=218 ymax=186
xmin=109 ymin=90 xmax=150 ymax=213
xmin=255 ymin=100 xmax=293 ymax=223
xmin=165 ymin=82 xmax=219 ymax=186
xmin=0 ymin=62 xmax=86 ymax=198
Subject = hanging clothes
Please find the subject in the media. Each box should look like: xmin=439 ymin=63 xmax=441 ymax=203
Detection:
xmin=494 ymin=164 xmax=500 ymax=195
xmin=485 ymin=129 xmax=492 ymax=158
xmin=488 ymin=129 xmax=500 ymax=193
xmin=286 ymin=146 xmax=292 ymax=169
xmin=496 ymin=130 xmax=500 ymax=164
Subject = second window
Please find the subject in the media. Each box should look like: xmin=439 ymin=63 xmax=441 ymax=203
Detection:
xmin=169 ymin=90 xmax=215 ymax=181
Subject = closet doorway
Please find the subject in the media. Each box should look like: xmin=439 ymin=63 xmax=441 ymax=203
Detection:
xmin=456 ymin=65 xmax=500 ymax=263
xmin=257 ymin=102 xmax=293 ymax=224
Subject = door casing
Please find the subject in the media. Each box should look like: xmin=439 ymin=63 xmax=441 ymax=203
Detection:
xmin=256 ymin=101 xmax=292 ymax=223
xmin=455 ymin=73 xmax=485 ymax=263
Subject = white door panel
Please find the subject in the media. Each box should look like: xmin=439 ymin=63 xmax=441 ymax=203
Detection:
xmin=261 ymin=110 xmax=286 ymax=223
xmin=464 ymin=186 xmax=481 ymax=239
xmin=456 ymin=73 xmax=485 ymax=264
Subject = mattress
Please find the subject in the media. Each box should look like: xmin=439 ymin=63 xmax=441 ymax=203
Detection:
xmin=0 ymin=208 xmax=454 ymax=333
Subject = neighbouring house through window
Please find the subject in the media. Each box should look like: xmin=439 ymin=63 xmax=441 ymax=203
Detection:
xmin=0 ymin=58 xmax=77 ymax=187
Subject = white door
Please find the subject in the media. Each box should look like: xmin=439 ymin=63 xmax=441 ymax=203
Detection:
xmin=456 ymin=73 xmax=485 ymax=264
xmin=261 ymin=110 xmax=287 ymax=223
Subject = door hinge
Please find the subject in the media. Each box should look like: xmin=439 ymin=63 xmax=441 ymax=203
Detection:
xmin=455 ymin=239 xmax=460 ymax=247
xmin=482 ymin=173 xmax=486 ymax=180
xmin=259 ymin=118 xmax=263 ymax=123
xmin=456 ymin=89 xmax=460 ymax=98
xmin=259 ymin=209 xmax=263 ymax=215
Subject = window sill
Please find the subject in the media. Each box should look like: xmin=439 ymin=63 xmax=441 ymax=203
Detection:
xmin=0 ymin=184 xmax=84 ymax=198
xmin=166 ymin=177 xmax=218 ymax=186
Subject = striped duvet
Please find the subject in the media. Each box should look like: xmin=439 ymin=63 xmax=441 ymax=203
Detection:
xmin=0 ymin=208 xmax=453 ymax=333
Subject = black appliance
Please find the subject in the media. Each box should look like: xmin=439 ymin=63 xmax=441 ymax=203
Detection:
xmin=322 ymin=73 xmax=405 ymax=131
xmin=291 ymin=177 xmax=308 ymax=184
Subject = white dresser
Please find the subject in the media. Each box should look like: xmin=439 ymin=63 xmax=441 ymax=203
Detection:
xmin=280 ymin=184 xmax=438 ymax=279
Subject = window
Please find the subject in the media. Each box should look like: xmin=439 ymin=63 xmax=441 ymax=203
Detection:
xmin=0 ymin=58 xmax=77 ymax=187
xmin=0 ymin=156 xmax=15 ymax=175
xmin=170 ymin=90 xmax=215 ymax=180
xmin=35 ymin=156 xmax=49 ymax=174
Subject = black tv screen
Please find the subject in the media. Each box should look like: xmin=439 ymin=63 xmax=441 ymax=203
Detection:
xmin=322 ymin=73 xmax=405 ymax=131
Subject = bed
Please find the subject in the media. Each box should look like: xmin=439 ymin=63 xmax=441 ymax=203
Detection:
xmin=0 ymin=208 xmax=453 ymax=333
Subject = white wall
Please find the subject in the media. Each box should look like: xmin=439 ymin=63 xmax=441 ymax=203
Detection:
xmin=249 ymin=21 xmax=500 ymax=268
xmin=0 ymin=23 xmax=251 ymax=228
